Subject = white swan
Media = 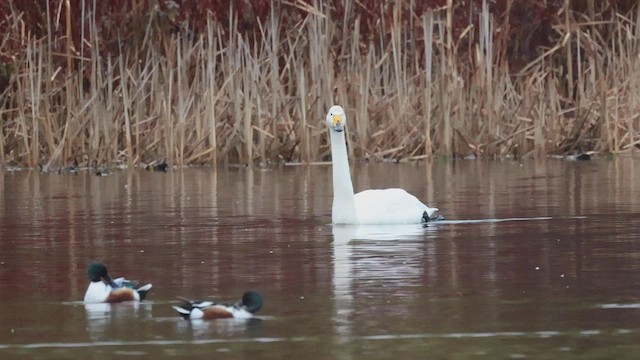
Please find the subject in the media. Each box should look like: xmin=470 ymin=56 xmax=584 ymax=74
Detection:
xmin=327 ymin=105 xmax=440 ymax=224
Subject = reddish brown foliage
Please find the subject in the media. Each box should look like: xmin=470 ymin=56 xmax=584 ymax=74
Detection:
xmin=1 ymin=0 xmax=637 ymax=67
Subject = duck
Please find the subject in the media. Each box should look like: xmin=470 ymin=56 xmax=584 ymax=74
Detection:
xmin=145 ymin=160 xmax=169 ymax=172
xmin=83 ymin=261 xmax=152 ymax=303
xmin=326 ymin=105 xmax=441 ymax=224
xmin=172 ymin=291 xmax=263 ymax=320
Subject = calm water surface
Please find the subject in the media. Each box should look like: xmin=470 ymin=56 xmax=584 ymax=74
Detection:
xmin=1 ymin=159 xmax=639 ymax=359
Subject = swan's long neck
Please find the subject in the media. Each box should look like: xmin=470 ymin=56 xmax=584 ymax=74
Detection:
xmin=330 ymin=130 xmax=357 ymax=224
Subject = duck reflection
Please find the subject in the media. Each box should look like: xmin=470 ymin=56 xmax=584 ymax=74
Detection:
xmin=331 ymin=224 xmax=435 ymax=339
xmin=84 ymin=301 xmax=153 ymax=340
xmin=175 ymin=317 xmax=263 ymax=339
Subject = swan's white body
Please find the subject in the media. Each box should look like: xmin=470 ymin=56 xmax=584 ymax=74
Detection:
xmin=327 ymin=105 xmax=438 ymax=225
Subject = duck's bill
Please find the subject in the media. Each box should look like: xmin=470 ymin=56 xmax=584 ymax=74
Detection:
xmin=102 ymin=275 xmax=118 ymax=288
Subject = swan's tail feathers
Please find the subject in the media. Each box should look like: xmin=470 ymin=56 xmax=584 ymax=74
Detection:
xmin=136 ymin=284 xmax=153 ymax=300
xmin=422 ymin=210 xmax=445 ymax=223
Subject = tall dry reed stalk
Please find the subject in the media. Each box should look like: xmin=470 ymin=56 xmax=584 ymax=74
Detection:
xmin=1 ymin=0 xmax=640 ymax=169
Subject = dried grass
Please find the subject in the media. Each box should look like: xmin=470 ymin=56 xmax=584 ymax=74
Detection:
xmin=0 ymin=0 xmax=639 ymax=168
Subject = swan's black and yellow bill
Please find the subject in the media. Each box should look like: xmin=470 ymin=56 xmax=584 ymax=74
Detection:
xmin=332 ymin=114 xmax=344 ymax=132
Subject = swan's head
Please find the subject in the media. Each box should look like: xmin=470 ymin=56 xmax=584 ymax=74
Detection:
xmin=326 ymin=105 xmax=346 ymax=133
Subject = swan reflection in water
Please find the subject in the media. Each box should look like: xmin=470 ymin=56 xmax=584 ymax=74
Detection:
xmin=331 ymin=224 xmax=436 ymax=340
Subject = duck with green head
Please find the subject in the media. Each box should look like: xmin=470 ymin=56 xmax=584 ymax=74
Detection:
xmin=83 ymin=261 xmax=152 ymax=303
xmin=172 ymin=291 xmax=263 ymax=320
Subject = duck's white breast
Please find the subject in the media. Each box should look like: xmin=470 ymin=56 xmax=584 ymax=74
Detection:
xmin=83 ymin=282 xmax=112 ymax=303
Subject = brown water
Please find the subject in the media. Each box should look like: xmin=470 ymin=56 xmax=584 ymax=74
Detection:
xmin=1 ymin=159 xmax=639 ymax=359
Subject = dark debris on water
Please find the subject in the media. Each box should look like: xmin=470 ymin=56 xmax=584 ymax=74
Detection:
xmin=145 ymin=160 xmax=169 ymax=172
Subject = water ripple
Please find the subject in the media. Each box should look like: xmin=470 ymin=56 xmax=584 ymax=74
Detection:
xmin=1 ymin=328 xmax=636 ymax=350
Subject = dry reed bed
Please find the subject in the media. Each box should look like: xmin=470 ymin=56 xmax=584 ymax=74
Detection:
xmin=0 ymin=1 xmax=639 ymax=169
